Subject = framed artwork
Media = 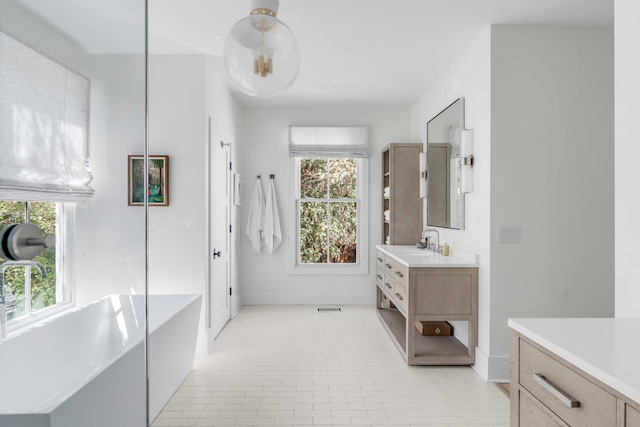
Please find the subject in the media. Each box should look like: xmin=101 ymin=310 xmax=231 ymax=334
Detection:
xmin=128 ymin=155 xmax=170 ymax=206
xmin=234 ymin=174 xmax=243 ymax=206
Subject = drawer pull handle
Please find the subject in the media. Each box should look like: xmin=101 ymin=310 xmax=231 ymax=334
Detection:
xmin=377 ymin=274 xmax=383 ymax=280
xmin=385 ymin=283 xmax=392 ymax=289
xmin=377 ymin=257 xmax=383 ymax=262
xmin=394 ymin=271 xmax=404 ymax=278
xmin=533 ymin=373 xmax=580 ymax=408
xmin=394 ymin=293 xmax=403 ymax=301
xmin=385 ymin=263 xmax=392 ymax=269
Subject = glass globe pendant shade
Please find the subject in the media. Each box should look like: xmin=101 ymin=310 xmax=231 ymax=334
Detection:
xmin=223 ymin=5 xmax=300 ymax=98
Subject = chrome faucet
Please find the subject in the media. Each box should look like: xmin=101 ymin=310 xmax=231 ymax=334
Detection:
xmin=0 ymin=260 xmax=47 ymax=341
xmin=421 ymin=228 xmax=440 ymax=252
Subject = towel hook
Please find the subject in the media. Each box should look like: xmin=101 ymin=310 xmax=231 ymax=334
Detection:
xmin=256 ymin=174 xmax=261 ymax=179
xmin=269 ymin=174 xmax=275 ymax=179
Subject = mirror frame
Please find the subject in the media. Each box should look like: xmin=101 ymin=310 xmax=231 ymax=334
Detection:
xmin=426 ymin=97 xmax=465 ymax=230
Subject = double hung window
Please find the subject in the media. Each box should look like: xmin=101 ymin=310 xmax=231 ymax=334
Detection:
xmin=289 ymin=126 xmax=369 ymax=274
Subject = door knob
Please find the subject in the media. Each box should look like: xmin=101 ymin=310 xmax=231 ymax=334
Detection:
xmin=213 ymin=249 xmax=221 ymax=259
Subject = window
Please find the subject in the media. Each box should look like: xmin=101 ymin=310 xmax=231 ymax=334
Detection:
xmin=298 ymin=157 xmax=360 ymax=264
xmin=0 ymin=201 xmax=70 ymax=326
xmin=0 ymin=30 xmax=82 ymax=331
xmin=289 ymin=126 xmax=370 ymax=274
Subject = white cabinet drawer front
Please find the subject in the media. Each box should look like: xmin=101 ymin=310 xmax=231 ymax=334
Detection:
xmin=376 ymin=251 xmax=385 ymax=269
xmin=519 ymin=339 xmax=616 ymax=426
xmin=393 ymin=282 xmax=408 ymax=312
xmin=393 ymin=262 xmax=409 ymax=289
xmin=383 ymin=254 xmax=395 ymax=275
xmin=375 ymin=268 xmax=384 ymax=288
xmin=382 ymin=273 xmax=394 ymax=294
xmin=627 ymin=404 xmax=640 ymax=427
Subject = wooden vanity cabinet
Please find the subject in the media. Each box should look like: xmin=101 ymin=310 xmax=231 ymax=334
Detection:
xmin=382 ymin=143 xmax=423 ymax=245
xmin=376 ymin=250 xmax=478 ymax=365
xmin=510 ymin=331 xmax=640 ymax=427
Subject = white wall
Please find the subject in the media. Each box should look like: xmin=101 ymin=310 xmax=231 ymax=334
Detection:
xmin=411 ymin=28 xmax=493 ymax=373
xmin=0 ymin=0 xmax=90 ymax=76
xmin=489 ymin=25 xmax=614 ymax=379
xmin=239 ymin=107 xmax=410 ymax=305
xmin=615 ymin=0 xmax=640 ymax=317
xmin=148 ymin=54 xmax=243 ymax=353
xmin=411 ymin=26 xmax=614 ymax=381
xmin=147 ymin=55 xmax=208 ymax=305
xmin=75 ymin=54 xmax=147 ymax=305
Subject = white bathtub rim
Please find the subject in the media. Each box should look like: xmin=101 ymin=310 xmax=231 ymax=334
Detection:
xmin=5 ymin=300 xmax=75 ymax=340
xmin=147 ymin=293 xmax=202 ymax=333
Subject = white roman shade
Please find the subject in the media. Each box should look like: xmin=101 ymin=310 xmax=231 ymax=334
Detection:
xmin=0 ymin=31 xmax=93 ymax=202
xmin=289 ymin=126 xmax=370 ymax=158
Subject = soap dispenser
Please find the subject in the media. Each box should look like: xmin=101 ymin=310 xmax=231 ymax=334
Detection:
xmin=442 ymin=242 xmax=450 ymax=256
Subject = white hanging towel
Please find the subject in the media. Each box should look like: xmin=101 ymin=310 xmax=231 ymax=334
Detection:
xmin=263 ymin=178 xmax=282 ymax=254
xmin=245 ymin=178 xmax=265 ymax=254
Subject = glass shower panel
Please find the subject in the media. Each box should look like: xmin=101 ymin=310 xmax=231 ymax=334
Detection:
xmin=145 ymin=3 xmax=206 ymax=422
xmin=0 ymin=0 xmax=148 ymax=425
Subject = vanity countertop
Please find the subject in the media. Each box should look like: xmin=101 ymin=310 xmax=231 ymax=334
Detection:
xmin=509 ymin=317 xmax=640 ymax=404
xmin=376 ymin=244 xmax=479 ymax=268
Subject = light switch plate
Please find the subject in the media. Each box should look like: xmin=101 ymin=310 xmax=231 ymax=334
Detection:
xmin=498 ymin=226 xmax=521 ymax=243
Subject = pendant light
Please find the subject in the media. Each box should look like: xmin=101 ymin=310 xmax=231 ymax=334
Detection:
xmin=223 ymin=0 xmax=300 ymax=99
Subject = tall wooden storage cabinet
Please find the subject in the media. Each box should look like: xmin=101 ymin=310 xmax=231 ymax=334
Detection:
xmin=382 ymin=143 xmax=423 ymax=245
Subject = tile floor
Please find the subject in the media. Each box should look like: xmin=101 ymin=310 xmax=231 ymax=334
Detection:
xmin=153 ymin=305 xmax=509 ymax=427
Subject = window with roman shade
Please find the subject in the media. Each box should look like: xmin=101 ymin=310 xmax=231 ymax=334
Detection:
xmin=0 ymin=30 xmax=93 ymax=202
xmin=288 ymin=126 xmax=370 ymax=275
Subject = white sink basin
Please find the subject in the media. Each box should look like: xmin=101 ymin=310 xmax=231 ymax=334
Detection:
xmin=398 ymin=249 xmax=435 ymax=257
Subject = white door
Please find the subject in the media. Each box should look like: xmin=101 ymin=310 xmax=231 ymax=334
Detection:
xmin=208 ymin=120 xmax=231 ymax=339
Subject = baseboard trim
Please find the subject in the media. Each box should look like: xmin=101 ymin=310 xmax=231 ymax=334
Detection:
xmin=472 ymin=347 xmax=510 ymax=383
xmin=195 ymin=331 xmax=215 ymax=355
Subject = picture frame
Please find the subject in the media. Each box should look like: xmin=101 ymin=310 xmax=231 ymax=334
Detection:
xmin=128 ymin=155 xmax=170 ymax=206
xmin=234 ymin=174 xmax=243 ymax=206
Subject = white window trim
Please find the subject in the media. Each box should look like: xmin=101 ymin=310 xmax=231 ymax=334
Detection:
xmin=287 ymin=157 xmax=369 ymax=276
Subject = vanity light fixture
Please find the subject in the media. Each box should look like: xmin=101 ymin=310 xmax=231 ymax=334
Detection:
xmin=419 ymin=152 xmax=427 ymax=198
xmin=223 ymin=0 xmax=300 ymax=98
xmin=461 ymin=129 xmax=474 ymax=193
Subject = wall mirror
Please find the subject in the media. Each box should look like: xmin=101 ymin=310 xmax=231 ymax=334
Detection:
xmin=426 ymin=97 xmax=465 ymax=230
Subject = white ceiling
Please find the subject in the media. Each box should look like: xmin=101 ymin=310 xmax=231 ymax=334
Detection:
xmin=16 ymin=0 xmax=613 ymax=107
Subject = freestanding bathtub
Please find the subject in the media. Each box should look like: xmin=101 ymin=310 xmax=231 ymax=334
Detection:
xmin=0 ymin=293 xmax=202 ymax=426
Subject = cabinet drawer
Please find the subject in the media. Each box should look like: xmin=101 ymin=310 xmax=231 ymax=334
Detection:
xmin=518 ymin=390 xmax=568 ymax=427
xmin=393 ymin=262 xmax=409 ymax=288
xmin=519 ymin=339 xmax=616 ymax=426
xmin=383 ymin=254 xmax=395 ymax=275
xmin=381 ymin=274 xmax=394 ymax=294
xmin=628 ymin=404 xmax=640 ymax=426
xmin=380 ymin=291 xmax=391 ymax=309
xmin=393 ymin=282 xmax=407 ymax=312
xmin=376 ymin=251 xmax=385 ymax=269
xmin=375 ymin=268 xmax=384 ymax=288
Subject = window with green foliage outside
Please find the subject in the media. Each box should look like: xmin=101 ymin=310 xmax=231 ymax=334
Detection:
xmin=0 ymin=201 xmax=61 ymax=321
xmin=298 ymin=157 xmax=358 ymax=264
